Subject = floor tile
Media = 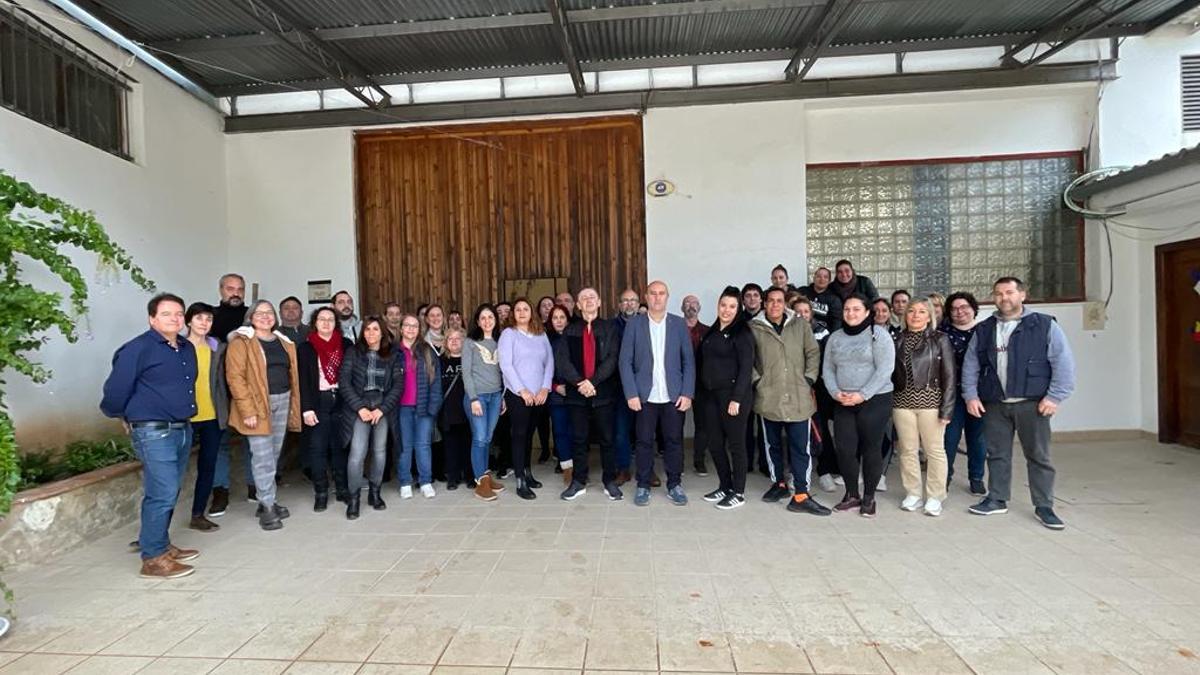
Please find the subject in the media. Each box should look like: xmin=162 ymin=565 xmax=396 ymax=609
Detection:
xmin=0 ymin=653 xmax=86 ymax=674
xmin=367 ymin=626 xmax=454 ymax=664
xmin=297 ymin=625 xmax=387 ymax=662
xmin=138 ymin=656 xmax=224 ymax=674
xmin=509 ymin=629 xmax=586 ymax=669
xmin=230 ymin=624 xmax=325 ymax=661
xmin=165 ymin=623 xmax=267 ymax=659
xmin=583 ymin=629 xmax=658 ymax=671
xmin=657 ymin=631 xmax=735 ymax=672
xmin=436 ymin=627 xmax=520 ymax=667
xmin=801 ymin=636 xmax=891 ymax=675
xmin=61 ymin=655 xmax=154 ymax=674
xmin=208 ymin=659 xmax=290 ymax=675
xmin=727 ymin=633 xmax=813 ymax=673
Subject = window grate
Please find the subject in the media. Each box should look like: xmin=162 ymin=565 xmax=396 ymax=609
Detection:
xmin=1183 ymin=55 xmax=1200 ymax=132
xmin=806 ymin=153 xmax=1084 ymax=303
xmin=0 ymin=2 xmax=131 ymax=159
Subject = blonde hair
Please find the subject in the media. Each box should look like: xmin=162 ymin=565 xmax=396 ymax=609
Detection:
xmin=904 ymin=298 xmax=938 ymax=335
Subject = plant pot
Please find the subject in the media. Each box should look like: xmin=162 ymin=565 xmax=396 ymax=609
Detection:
xmin=0 ymin=615 xmax=9 ymax=639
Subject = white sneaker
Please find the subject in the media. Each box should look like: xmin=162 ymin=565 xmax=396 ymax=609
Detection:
xmin=833 ymin=475 xmax=845 ymax=486
xmin=420 ymin=483 xmax=436 ymax=499
xmin=924 ymin=497 xmax=943 ymax=517
xmin=818 ymin=474 xmax=837 ymax=493
xmin=400 ymin=485 xmax=413 ymax=499
xmin=877 ymin=475 xmax=888 ymax=492
xmin=900 ymin=495 xmax=923 ymax=511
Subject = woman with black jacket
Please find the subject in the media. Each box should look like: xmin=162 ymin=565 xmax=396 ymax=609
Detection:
xmin=439 ymin=327 xmax=472 ymax=491
xmin=337 ymin=316 xmax=404 ymax=519
xmin=892 ymin=297 xmax=956 ymax=517
xmin=698 ymin=286 xmax=756 ymax=510
xmin=297 ymin=306 xmax=349 ymax=512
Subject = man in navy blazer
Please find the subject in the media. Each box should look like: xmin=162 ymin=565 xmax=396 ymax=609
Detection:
xmin=619 ymin=280 xmax=696 ymax=506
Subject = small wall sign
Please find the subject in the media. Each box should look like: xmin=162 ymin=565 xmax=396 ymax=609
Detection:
xmin=646 ymin=179 xmax=675 ymax=197
xmin=308 ymin=279 xmax=333 ymax=304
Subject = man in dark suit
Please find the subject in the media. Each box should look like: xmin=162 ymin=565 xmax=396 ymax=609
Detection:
xmin=619 ymin=280 xmax=696 ymax=507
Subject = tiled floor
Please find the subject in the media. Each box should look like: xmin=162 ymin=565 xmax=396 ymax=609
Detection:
xmin=3 ymin=438 xmax=1200 ymax=675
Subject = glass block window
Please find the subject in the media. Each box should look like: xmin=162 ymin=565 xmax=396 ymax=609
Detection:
xmin=806 ymin=153 xmax=1083 ymax=302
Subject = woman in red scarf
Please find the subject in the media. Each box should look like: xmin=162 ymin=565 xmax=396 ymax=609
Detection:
xmin=297 ymin=306 xmax=348 ymax=511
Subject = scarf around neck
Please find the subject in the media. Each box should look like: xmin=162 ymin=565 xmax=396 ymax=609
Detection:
xmin=308 ymin=330 xmax=344 ymax=384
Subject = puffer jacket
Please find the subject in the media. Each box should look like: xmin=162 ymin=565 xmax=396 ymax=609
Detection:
xmin=892 ymin=329 xmax=957 ymax=419
xmin=225 ymin=328 xmax=301 ymax=436
xmin=749 ymin=310 xmax=821 ymax=422
xmin=697 ymin=316 xmax=755 ymax=405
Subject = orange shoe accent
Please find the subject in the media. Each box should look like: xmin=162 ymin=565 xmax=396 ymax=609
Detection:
xmin=793 ymin=493 xmax=809 ymax=503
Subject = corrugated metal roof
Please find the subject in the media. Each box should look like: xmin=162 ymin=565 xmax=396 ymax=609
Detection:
xmin=1073 ymin=145 xmax=1200 ymax=198
xmin=82 ymin=0 xmax=1198 ymax=96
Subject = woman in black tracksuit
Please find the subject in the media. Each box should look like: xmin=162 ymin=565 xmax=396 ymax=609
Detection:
xmin=698 ymin=286 xmax=756 ymax=510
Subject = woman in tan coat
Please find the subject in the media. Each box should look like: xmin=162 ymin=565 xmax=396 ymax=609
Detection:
xmin=226 ymin=299 xmax=301 ymax=531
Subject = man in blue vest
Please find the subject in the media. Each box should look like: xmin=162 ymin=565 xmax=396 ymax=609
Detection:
xmin=961 ymin=277 xmax=1076 ymax=529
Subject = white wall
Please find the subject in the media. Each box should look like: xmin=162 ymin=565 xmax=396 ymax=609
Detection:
xmin=643 ymin=101 xmax=807 ymax=316
xmin=225 ymin=128 xmax=357 ymax=307
xmin=0 ymin=0 xmax=227 ymax=447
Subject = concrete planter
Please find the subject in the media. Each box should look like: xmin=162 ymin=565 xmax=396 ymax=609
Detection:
xmin=1 ymin=461 xmax=147 ymax=569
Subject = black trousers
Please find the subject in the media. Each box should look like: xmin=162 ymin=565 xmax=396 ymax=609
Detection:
xmin=534 ymin=405 xmax=551 ymax=461
xmin=569 ymin=403 xmax=616 ymax=485
xmin=493 ymin=413 xmax=512 ymax=474
xmin=704 ymin=390 xmax=750 ymax=494
xmin=504 ymin=391 xmax=538 ymax=474
xmin=691 ymin=390 xmax=709 ymax=470
xmin=814 ymin=380 xmax=840 ymax=477
xmin=442 ymin=422 xmax=472 ymax=484
xmin=832 ymin=391 xmax=893 ymax=500
xmin=636 ymin=402 xmax=684 ymax=490
xmin=302 ymin=390 xmax=348 ymax=495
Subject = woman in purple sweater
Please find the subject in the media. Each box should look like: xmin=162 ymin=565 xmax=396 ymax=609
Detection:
xmin=498 ymin=298 xmax=555 ymax=500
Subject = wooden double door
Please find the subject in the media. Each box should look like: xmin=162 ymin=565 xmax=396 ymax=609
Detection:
xmin=354 ymin=115 xmax=646 ymax=315
xmin=1156 ymin=237 xmax=1200 ymax=448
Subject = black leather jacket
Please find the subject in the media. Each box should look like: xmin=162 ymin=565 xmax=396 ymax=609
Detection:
xmin=892 ymin=330 xmax=957 ymax=419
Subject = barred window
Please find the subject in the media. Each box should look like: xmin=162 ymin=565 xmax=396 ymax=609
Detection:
xmin=806 ymin=153 xmax=1084 ymax=302
xmin=0 ymin=2 xmax=131 ymax=159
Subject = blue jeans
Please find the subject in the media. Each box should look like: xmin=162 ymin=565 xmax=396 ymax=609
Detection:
xmin=190 ymin=419 xmax=222 ymax=517
xmin=465 ymin=391 xmax=502 ymax=480
xmin=944 ymin=396 xmax=987 ymax=482
xmin=549 ymin=402 xmax=574 ymax=466
xmin=613 ymin=402 xmax=633 ymax=471
xmin=762 ymin=419 xmax=813 ymax=493
xmin=397 ymin=406 xmax=435 ymax=487
xmin=213 ymin=428 xmax=253 ymax=489
xmin=131 ymin=424 xmax=192 ymax=559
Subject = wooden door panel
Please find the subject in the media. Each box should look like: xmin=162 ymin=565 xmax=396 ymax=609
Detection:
xmin=1156 ymin=239 xmax=1200 ymax=448
xmin=355 ymin=116 xmax=646 ymax=315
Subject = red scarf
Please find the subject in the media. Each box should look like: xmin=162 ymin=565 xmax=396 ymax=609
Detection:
xmin=308 ymin=331 xmax=344 ymax=385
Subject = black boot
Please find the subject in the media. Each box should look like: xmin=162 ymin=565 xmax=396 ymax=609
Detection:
xmin=524 ymin=468 xmax=543 ymax=489
xmin=516 ymin=476 xmax=537 ymax=500
xmin=346 ymin=490 xmax=361 ymax=520
xmin=314 ymin=490 xmax=328 ymax=512
xmin=368 ymin=482 xmax=387 ymax=511
xmin=335 ymin=489 xmax=350 ymax=504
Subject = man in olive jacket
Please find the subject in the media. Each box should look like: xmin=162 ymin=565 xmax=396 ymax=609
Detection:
xmin=750 ymin=287 xmax=831 ymax=516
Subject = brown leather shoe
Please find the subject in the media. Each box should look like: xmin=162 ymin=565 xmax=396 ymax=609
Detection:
xmin=168 ymin=544 xmax=200 ymax=562
xmin=188 ymin=515 xmax=220 ymax=532
xmin=562 ymin=466 xmax=573 ymax=487
xmin=474 ymin=475 xmax=497 ymax=502
xmin=616 ymin=469 xmax=632 ymax=486
xmin=489 ymin=473 xmax=506 ymax=493
xmin=651 ymin=472 xmax=662 ymax=488
xmin=140 ymin=552 xmax=194 ymax=579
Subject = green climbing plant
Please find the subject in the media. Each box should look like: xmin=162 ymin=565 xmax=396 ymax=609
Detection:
xmin=0 ymin=170 xmax=153 ymax=516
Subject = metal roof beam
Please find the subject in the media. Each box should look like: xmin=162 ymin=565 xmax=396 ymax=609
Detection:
xmin=224 ymin=61 xmax=1116 ymax=133
xmin=1000 ymin=0 xmax=1107 ymax=62
xmin=1137 ymin=0 xmax=1200 ymax=33
xmin=1015 ymin=0 xmax=1153 ymax=69
xmin=208 ymin=26 xmax=1138 ymax=97
xmin=227 ymin=0 xmax=389 ymax=107
xmin=152 ymin=0 xmax=905 ymax=54
xmin=546 ymin=0 xmax=586 ymax=96
xmin=784 ymin=0 xmax=861 ymax=81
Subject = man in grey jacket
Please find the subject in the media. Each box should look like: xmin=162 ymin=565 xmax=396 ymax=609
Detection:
xmin=962 ymin=277 xmax=1076 ymax=530
xmin=619 ymin=280 xmax=696 ymax=507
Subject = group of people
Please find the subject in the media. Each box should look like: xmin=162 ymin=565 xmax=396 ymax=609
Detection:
xmin=101 ymin=259 xmax=1076 ymax=579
